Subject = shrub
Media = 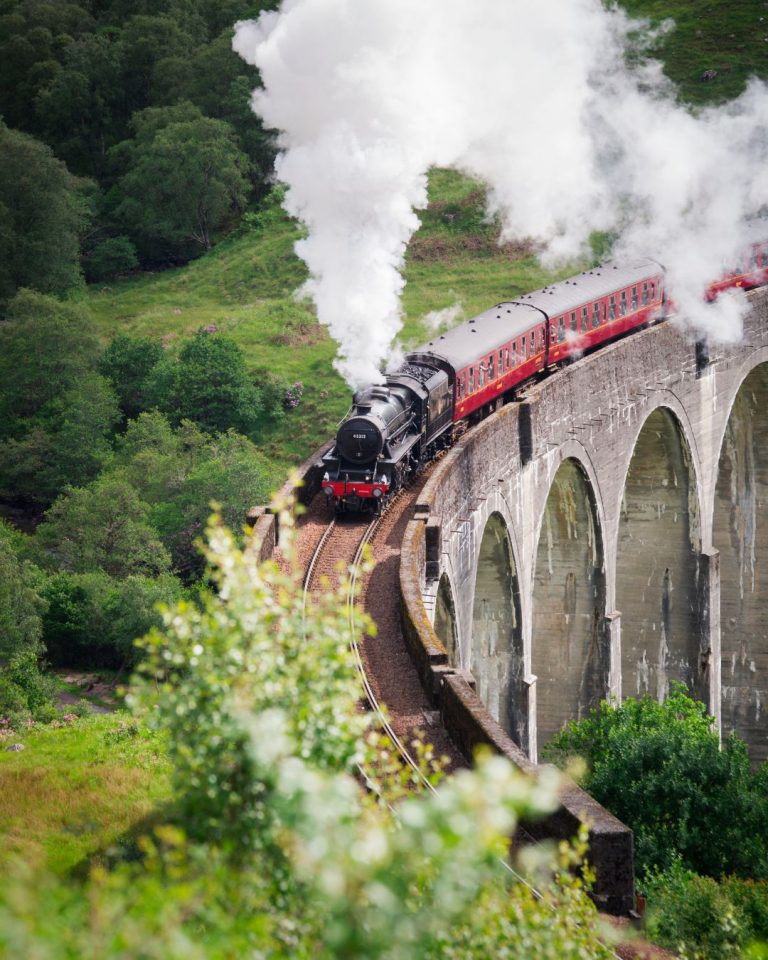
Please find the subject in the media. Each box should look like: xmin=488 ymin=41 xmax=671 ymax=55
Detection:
xmin=84 ymin=236 xmax=139 ymax=283
xmin=122 ymin=506 xmax=612 ymax=957
xmin=41 ymin=570 xmax=185 ymax=670
xmin=0 ymin=506 xmax=615 ymax=957
xmin=251 ymin=370 xmax=291 ymax=422
xmin=0 ymin=650 xmax=58 ymax=722
xmin=643 ymin=862 xmax=768 ymax=960
xmin=544 ymin=685 xmax=768 ymax=878
xmin=149 ymin=330 xmax=263 ymax=435
xmin=283 ymin=380 xmax=303 ymax=410
xmin=0 ymin=675 xmax=27 ymax=717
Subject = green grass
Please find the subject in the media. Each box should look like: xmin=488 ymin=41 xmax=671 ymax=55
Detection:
xmin=621 ymin=0 xmax=768 ymax=105
xmin=86 ymin=196 xmax=352 ymax=468
xmin=0 ymin=714 xmax=170 ymax=875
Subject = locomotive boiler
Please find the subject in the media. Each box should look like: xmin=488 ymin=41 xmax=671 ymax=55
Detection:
xmin=321 ymin=358 xmax=453 ymax=512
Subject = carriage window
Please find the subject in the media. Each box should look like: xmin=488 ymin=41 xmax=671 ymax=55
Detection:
xmin=499 ymin=349 xmax=503 ymax=374
xmin=469 ymin=368 xmax=474 ymax=393
xmin=520 ymin=337 xmax=526 ymax=360
xmin=631 ymin=286 xmax=638 ymax=310
xmin=642 ymin=281 xmax=649 ymax=306
xmin=620 ymin=291 xmax=627 ymax=317
xmin=505 ymin=348 xmax=510 ymax=369
xmin=488 ymin=355 xmax=495 ymax=379
xmin=479 ymin=364 xmax=485 ymax=388
xmin=570 ymin=312 xmax=577 ymax=333
xmin=581 ymin=306 xmax=588 ymax=330
xmin=558 ymin=317 xmax=565 ymax=342
xmin=592 ymin=302 xmax=600 ymax=328
xmin=751 ymin=247 xmax=760 ymax=269
xmin=609 ymin=296 xmax=616 ymax=321
xmin=530 ymin=331 xmax=535 ymax=356
xmin=651 ymin=282 xmax=656 ymax=300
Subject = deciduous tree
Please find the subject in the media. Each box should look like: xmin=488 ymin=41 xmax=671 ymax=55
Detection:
xmin=151 ymin=330 xmax=262 ymax=434
xmin=34 ymin=477 xmax=171 ymax=578
xmin=0 ymin=290 xmax=101 ymax=432
xmin=0 ymin=524 xmax=45 ymax=662
xmin=0 ymin=123 xmax=90 ymax=309
xmin=100 ymin=333 xmax=163 ymax=420
xmin=112 ymin=103 xmax=250 ymax=260
xmin=0 ymin=373 xmax=120 ymax=505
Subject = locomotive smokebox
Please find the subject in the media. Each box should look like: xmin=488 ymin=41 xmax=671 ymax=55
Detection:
xmin=336 ymin=416 xmax=385 ymax=464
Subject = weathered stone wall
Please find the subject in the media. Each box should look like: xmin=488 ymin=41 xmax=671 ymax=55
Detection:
xmin=715 ymin=366 xmax=768 ymax=762
xmin=533 ymin=459 xmax=607 ymax=744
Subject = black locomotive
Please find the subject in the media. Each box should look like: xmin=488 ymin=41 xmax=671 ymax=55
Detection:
xmin=321 ymin=356 xmax=453 ymax=512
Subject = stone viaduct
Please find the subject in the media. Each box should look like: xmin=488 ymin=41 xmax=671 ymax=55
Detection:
xmin=402 ymin=286 xmax=768 ymax=766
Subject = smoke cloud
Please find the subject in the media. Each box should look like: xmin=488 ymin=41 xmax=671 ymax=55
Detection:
xmin=423 ymin=302 xmax=465 ymax=333
xmin=234 ymin=0 xmax=768 ymax=388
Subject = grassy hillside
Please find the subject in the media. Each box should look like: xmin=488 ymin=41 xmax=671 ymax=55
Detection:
xmin=0 ymin=714 xmax=169 ymax=875
xmin=86 ymin=172 xmax=580 ymax=471
xmin=620 ymin=0 xmax=768 ymax=105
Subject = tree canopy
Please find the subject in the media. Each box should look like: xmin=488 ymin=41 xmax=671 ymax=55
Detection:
xmin=0 ymin=290 xmax=101 ymax=430
xmin=544 ymin=685 xmax=768 ymax=879
xmin=110 ymin=412 xmax=276 ymax=577
xmin=151 ymin=329 xmax=263 ymax=433
xmin=0 ymin=122 xmax=89 ymax=309
xmin=0 ymin=0 xmax=279 ymax=270
xmin=112 ymin=104 xmax=251 ymax=259
xmin=0 ymin=523 xmax=45 ymax=663
xmin=34 ymin=477 xmax=172 ymax=579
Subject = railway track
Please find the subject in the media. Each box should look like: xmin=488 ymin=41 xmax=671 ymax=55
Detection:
xmin=302 ymin=502 xmax=433 ymax=792
xmin=299 ymin=495 xmax=625 ymax=958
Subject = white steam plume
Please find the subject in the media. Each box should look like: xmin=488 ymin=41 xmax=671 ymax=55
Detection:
xmin=423 ymin=302 xmax=465 ymax=333
xmin=234 ymin=0 xmax=768 ymax=388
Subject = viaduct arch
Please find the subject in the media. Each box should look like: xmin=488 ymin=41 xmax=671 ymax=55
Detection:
xmin=407 ymin=288 xmax=768 ymax=765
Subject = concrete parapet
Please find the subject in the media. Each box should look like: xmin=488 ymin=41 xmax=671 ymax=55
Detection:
xmin=399 ymin=518 xmax=451 ymax=702
xmin=248 ymin=440 xmax=333 ymax=559
xmin=440 ymin=673 xmax=635 ymax=914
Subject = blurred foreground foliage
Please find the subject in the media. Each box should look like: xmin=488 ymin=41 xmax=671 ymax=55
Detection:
xmin=0 ymin=503 xmax=613 ymax=958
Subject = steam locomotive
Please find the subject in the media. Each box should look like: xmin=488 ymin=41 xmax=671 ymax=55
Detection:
xmin=321 ymin=235 xmax=768 ymax=513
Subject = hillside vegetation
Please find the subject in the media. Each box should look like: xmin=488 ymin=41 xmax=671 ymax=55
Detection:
xmin=86 ymin=172 xmax=583 ymax=468
xmin=0 ymin=0 xmax=767 ymax=956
